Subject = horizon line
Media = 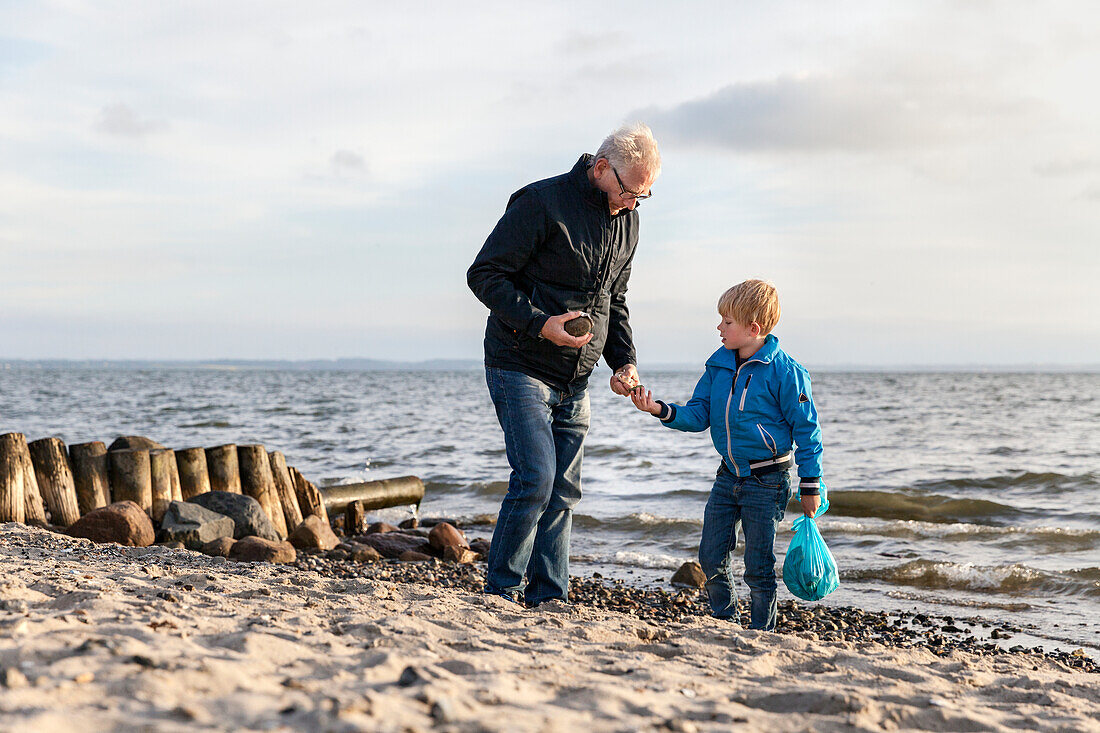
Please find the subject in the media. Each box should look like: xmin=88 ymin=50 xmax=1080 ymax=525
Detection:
xmin=2 ymin=357 xmax=1098 ymax=373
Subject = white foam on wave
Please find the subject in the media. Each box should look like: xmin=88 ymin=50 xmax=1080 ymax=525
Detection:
xmin=573 ymin=551 xmax=688 ymax=570
xmin=626 ymin=512 xmax=702 ymax=528
xmin=825 ymin=519 xmax=1099 ymax=539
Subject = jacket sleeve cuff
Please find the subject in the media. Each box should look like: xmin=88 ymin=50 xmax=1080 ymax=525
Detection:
xmin=655 ymin=401 xmax=675 ymax=422
xmin=798 ymin=477 xmax=821 ymax=496
xmin=526 ymin=314 xmax=550 ymax=339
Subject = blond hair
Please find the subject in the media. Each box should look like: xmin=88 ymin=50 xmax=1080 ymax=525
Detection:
xmin=594 ymin=123 xmax=661 ymax=179
xmin=718 ymin=280 xmax=781 ymax=335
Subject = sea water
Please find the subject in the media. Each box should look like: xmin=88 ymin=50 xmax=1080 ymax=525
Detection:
xmin=2 ymin=367 xmax=1097 ymax=649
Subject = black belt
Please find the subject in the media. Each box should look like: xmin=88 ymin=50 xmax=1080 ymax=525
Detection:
xmin=748 ymin=453 xmax=793 ymax=476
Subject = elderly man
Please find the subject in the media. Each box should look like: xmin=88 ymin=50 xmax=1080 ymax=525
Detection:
xmin=467 ymin=123 xmax=661 ymax=605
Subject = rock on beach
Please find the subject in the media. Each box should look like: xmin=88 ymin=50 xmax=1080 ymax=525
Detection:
xmin=428 ymin=521 xmax=468 ymax=552
xmin=66 ymin=501 xmax=154 ymax=547
xmin=188 ymin=491 xmax=279 ymax=540
xmin=229 ymin=536 xmax=296 ymax=563
xmin=288 ymin=513 xmax=339 ymax=551
xmin=157 ymin=500 xmax=235 ymax=550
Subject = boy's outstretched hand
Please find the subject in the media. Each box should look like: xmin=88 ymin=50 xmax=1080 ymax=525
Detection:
xmin=630 ymin=386 xmax=662 ymax=416
xmin=800 ymin=493 xmax=821 ymax=517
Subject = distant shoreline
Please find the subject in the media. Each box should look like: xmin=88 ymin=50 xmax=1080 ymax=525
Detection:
xmin=2 ymin=358 xmax=1098 ymax=373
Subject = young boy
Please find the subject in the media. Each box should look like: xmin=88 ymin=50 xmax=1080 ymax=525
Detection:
xmin=630 ymin=279 xmax=823 ymax=631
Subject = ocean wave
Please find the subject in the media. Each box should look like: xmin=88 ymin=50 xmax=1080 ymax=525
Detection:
xmin=844 ymin=560 xmax=1100 ymax=599
xmin=178 ymin=420 xmax=232 ymax=428
xmin=822 ymin=490 xmax=1030 ymax=525
xmin=572 ymin=512 xmax=702 ymax=534
xmin=913 ymin=471 xmax=1098 ymax=495
xmin=821 ymin=519 xmax=1100 ymax=551
xmin=573 ymin=551 xmax=687 ymax=570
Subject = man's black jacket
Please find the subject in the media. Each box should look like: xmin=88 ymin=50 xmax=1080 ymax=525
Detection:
xmin=467 ymin=154 xmax=638 ymax=393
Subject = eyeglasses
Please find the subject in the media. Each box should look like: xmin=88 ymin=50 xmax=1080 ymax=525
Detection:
xmin=611 ymin=164 xmax=652 ymax=201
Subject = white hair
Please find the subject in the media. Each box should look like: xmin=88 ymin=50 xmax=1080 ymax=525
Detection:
xmin=594 ymin=122 xmax=661 ymax=178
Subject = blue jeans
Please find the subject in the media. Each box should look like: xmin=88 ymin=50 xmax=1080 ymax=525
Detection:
xmin=698 ymin=462 xmax=791 ymax=630
xmin=484 ymin=367 xmax=590 ymax=604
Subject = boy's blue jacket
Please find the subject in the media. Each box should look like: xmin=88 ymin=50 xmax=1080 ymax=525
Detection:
xmin=658 ymin=334 xmax=823 ymax=493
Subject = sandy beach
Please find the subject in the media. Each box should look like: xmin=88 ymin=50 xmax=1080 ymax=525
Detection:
xmin=1 ymin=522 xmax=1098 ymax=733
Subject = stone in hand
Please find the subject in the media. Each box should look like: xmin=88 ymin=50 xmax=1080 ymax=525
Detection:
xmin=564 ymin=314 xmax=593 ymax=337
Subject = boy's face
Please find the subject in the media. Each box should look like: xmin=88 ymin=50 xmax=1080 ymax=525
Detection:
xmin=717 ymin=314 xmax=761 ymax=351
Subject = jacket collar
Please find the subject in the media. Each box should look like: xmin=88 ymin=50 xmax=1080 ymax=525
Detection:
xmin=573 ymin=154 xmax=611 ymax=210
xmin=705 ymin=333 xmax=781 ymax=370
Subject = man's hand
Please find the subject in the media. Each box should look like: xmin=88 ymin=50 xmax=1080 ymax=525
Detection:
xmin=629 ymin=387 xmax=662 ymax=416
xmin=800 ymin=493 xmax=821 ymax=518
xmin=540 ymin=311 xmax=595 ymax=348
xmin=610 ymin=364 xmax=639 ymax=396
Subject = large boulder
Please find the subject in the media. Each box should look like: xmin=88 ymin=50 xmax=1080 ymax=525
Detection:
xmin=108 ymin=436 xmax=166 ymax=452
xmin=288 ymin=514 xmax=338 ymax=551
xmin=428 ymin=522 xmax=468 ymax=553
xmin=230 ymin=536 xmax=296 ymax=564
xmin=359 ymin=531 xmax=432 ymax=559
xmin=157 ymin=501 xmax=235 ymax=550
xmin=67 ymin=501 xmax=154 ymax=547
xmin=188 ymin=491 xmax=279 ymax=540
xmin=671 ymin=561 xmax=707 ymax=589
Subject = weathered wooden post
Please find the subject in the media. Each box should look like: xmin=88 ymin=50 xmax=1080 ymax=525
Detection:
xmin=176 ymin=447 xmax=211 ymax=499
xmin=167 ymin=450 xmax=183 ymax=502
xmin=28 ymin=438 xmax=80 ymax=527
xmin=289 ymin=465 xmax=329 ymax=526
xmin=3 ymin=433 xmax=46 ymax=524
xmin=149 ymin=449 xmax=175 ymax=522
xmin=268 ymin=451 xmax=304 ymax=533
xmin=237 ymin=445 xmax=287 ymax=538
xmin=109 ymin=449 xmax=152 ymax=515
xmin=345 ymin=500 xmax=365 ymax=535
xmin=205 ymin=444 xmax=241 ymax=493
xmin=69 ymin=441 xmax=110 ymax=515
xmin=0 ymin=433 xmax=26 ymax=523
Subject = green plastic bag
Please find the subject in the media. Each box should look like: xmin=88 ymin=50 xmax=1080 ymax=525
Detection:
xmin=782 ymin=485 xmax=839 ymax=602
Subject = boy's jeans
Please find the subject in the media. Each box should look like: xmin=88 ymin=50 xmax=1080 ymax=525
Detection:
xmin=699 ymin=462 xmax=792 ymax=630
xmin=484 ymin=367 xmax=589 ymax=605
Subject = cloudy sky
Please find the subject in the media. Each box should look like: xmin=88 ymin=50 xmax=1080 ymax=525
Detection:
xmin=2 ymin=1 xmax=1097 ymax=366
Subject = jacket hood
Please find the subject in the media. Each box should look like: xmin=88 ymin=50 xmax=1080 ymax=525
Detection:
xmin=704 ymin=333 xmax=781 ymax=370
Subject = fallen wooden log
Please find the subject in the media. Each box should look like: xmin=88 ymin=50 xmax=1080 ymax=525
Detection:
xmin=238 ymin=444 xmax=287 ymax=538
xmin=176 ymin=447 xmax=211 ymax=499
xmin=321 ymin=476 xmax=425 ymax=514
xmin=3 ymin=433 xmax=46 ymax=523
xmin=268 ymin=451 xmax=303 ymax=532
xmin=109 ymin=448 xmax=152 ymax=515
xmin=205 ymin=444 xmax=241 ymax=493
xmin=0 ymin=433 xmax=26 ymax=523
xmin=69 ymin=441 xmax=110 ymax=515
xmin=28 ymin=437 xmax=80 ymax=527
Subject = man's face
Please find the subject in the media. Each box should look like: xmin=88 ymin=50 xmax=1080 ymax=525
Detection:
xmin=592 ymin=158 xmax=656 ymax=214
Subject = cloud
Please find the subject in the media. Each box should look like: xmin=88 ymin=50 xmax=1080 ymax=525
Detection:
xmin=331 ymin=149 xmax=367 ymax=174
xmin=93 ymin=103 xmax=166 ymax=137
xmin=637 ymin=73 xmax=1039 ymax=153
xmin=1034 ymin=157 xmax=1100 ymax=177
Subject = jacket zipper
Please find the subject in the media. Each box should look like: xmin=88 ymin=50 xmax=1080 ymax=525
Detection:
xmin=738 ymin=374 xmax=752 ymax=411
xmin=725 ymin=360 xmax=765 ymax=476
